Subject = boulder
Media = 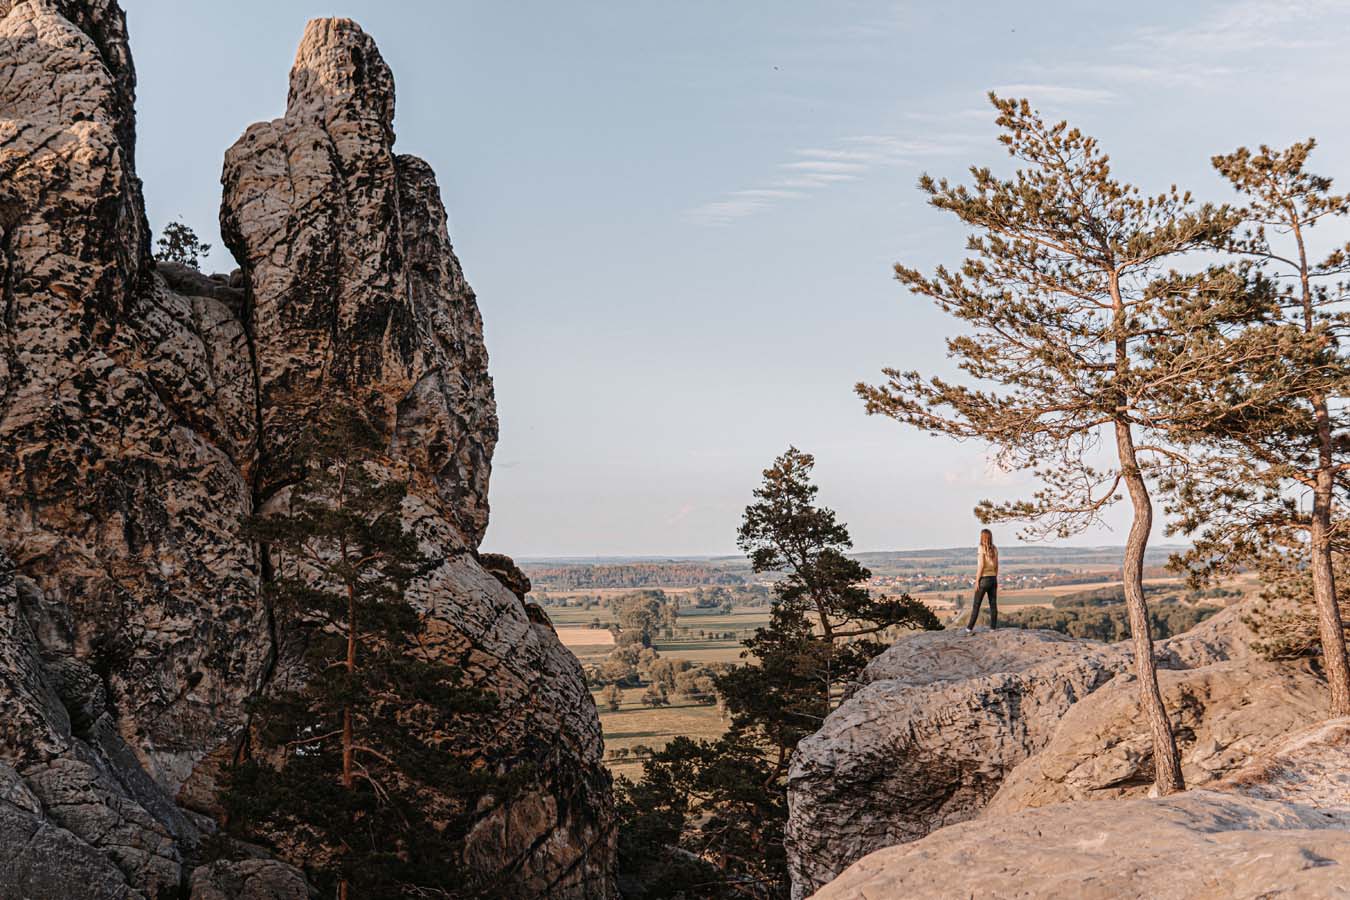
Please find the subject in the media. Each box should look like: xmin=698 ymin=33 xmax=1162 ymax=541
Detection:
xmin=188 ymin=860 xmax=309 ymax=900
xmin=986 ymin=658 xmax=1328 ymax=814
xmin=786 ymin=600 xmax=1324 ymax=898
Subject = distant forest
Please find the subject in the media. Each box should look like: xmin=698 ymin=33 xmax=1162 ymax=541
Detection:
xmin=523 ymin=562 xmax=746 ymax=590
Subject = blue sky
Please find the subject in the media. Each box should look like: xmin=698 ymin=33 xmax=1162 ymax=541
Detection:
xmin=128 ymin=1 xmax=1350 ymax=556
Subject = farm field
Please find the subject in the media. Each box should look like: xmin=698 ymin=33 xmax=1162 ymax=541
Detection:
xmin=591 ymin=685 xmax=727 ymax=780
xmin=534 ymin=551 xmax=1258 ymax=776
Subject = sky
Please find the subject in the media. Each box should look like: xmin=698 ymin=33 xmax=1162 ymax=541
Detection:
xmin=127 ymin=0 xmax=1350 ymax=557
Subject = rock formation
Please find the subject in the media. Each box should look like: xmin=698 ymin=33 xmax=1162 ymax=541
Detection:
xmin=785 ymin=628 xmax=1119 ymax=898
xmin=0 ymin=2 xmax=614 ymax=897
xmin=785 ymin=603 xmax=1330 ymax=898
xmin=812 ymin=718 xmax=1350 ymax=900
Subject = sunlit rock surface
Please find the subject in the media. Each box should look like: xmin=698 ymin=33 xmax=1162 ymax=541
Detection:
xmin=812 ymin=718 xmax=1350 ymax=900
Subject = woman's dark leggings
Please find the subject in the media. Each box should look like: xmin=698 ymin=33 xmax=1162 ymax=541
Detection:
xmin=967 ymin=576 xmax=997 ymax=629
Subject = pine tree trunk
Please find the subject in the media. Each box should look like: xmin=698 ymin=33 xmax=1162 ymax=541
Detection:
xmin=339 ymin=580 xmax=356 ymax=900
xmin=1293 ymin=224 xmax=1350 ymax=717
xmin=1115 ymin=419 xmax=1185 ymax=795
xmin=1309 ymin=463 xmax=1350 ymax=717
xmin=343 ymin=581 xmax=356 ymax=789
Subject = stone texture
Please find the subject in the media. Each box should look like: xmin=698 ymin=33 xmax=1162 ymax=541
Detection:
xmin=0 ymin=774 xmax=145 ymax=900
xmin=986 ymin=659 xmax=1329 ymax=814
xmin=0 ymin=0 xmax=268 ymax=795
xmin=219 ymin=17 xmax=496 ymax=545
xmin=0 ymin=3 xmax=614 ymax=897
xmin=0 ymin=552 xmax=195 ymax=896
xmin=784 ymin=628 xmax=1119 ymax=899
xmin=478 ymin=551 xmax=533 ymax=601
xmin=785 ymin=601 xmax=1326 ymax=899
xmin=218 ymin=19 xmax=612 ymax=896
xmin=188 ymin=860 xmax=309 ymax=900
xmin=812 ymin=719 xmax=1350 ymax=900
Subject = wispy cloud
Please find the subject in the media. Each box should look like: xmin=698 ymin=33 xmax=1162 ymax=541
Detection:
xmin=685 ymin=132 xmax=978 ymax=226
xmin=1000 ymin=0 xmax=1349 ymax=104
xmin=1126 ymin=0 xmax=1339 ymax=55
xmin=780 ymin=160 xmax=869 ymax=174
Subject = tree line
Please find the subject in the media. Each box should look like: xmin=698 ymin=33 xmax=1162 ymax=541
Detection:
xmin=525 ymin=562 xmax=746 ymax=590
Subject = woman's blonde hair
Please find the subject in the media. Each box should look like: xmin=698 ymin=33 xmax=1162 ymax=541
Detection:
xmin=979 ymin=528 xmax=995 ymax=552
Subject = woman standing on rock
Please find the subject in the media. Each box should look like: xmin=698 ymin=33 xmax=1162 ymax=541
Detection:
xmin=965 ymin=528 xmax=998 ymax=633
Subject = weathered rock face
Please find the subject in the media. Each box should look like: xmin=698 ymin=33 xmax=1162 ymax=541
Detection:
xmin=786 ymin=602 xmax=1331 ymax=899
xmin=812 ymin=718 xmax=1350 ymax=900
xmin=784 ymin=628 xmax=1120 ymax=899
xmin=220 ymin=16 xmax=496 ymax=544
xmin=219 ymin=18 xmax=612 ymax=897
xmin=0 ymin=3 xmax=614 ymax=897
xmin=0 ymin=0 xmax=266 ymax=794
xmin=986 ymin=658 xmax=1329 ymax=814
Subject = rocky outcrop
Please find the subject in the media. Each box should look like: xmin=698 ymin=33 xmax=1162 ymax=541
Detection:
xmin=785 ymin=605 xmax=1327 ymax=898
xmin=812 ymin=718 xmax=1350 ymax=900
xmin=986 ymin=658 xmax=1328 ymax=814
xmin=784 ymin=628 xmax=1119 ymax=898
xmin=0 ymin=0 xmax=265 ymax=794
xmin=219 ymin=16 xmax=496 ymax=544
xmin=219 ymin=19 xmax=612 ymax=896
xmin=187 ymin=860 xmax=308 ymax=900
xmin=0 ymin=2 xmax=613 ymax=897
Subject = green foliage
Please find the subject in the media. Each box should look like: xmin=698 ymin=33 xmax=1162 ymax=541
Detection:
xmin=1050 ymin=584 xmax=1166 ymax=608
xmin=615 ymin=738 xmax=788 ymax=900
xmin=856 ymin=94 xmax=1236 ymax=539
xmin=617 ymin=593 xmax=666 ymax=647
xmin=1242 ymin=550 xmax=1350 ymax=659
xmin=641 ymin=683 xmax=671 ymax=707
xmin=222 ymin=406 xmax=507 ymax=899
xmin=154 ymin=219 xmax=211 ymax=269
xmin=616 ymin=448 xmax=937 ymax=898
xmin=526 ymin=563 xmax=745 ymax=590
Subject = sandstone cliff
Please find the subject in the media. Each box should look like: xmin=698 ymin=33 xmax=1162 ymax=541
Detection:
xmin=813 ymin=718 xmax=1350 ymax=900
xmin=786 ymin=603 xmax=1331 ymax=898
xmin=0 ymin=2 xmax=613 ymax=897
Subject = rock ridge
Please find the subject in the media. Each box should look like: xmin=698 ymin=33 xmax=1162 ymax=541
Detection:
xmin=786 ymin=603 xmax=1326 ymax=898
xmin=812 ymin=718 xmax=1350 ymax=899
xmin=0 ymin=3 xmax=615 ymax=897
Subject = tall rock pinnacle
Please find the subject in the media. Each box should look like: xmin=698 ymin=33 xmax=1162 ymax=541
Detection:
xmin=0 ymin=5 xmax=613 ymax=897
xmin=222 ymin=17 xmax=497 ymax=545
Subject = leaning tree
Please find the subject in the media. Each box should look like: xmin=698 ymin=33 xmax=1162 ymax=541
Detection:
xmin=1153 ymin=140 xmax=1350 ymax=715
xmin=857 ymin=95 xmax=1236 ymax=794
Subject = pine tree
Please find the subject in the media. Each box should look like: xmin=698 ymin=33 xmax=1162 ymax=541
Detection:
xmin=1153 ymin=140 xmax=1350 ymax=716
xmin=731 ymin=447 xmax=939 ymax=715
xmin=154 ymin=219 xmax=211 ymax=268
xmin=223 ymin=406 xmax=502 ymax=899
xmin=614 ymin=448 xmax=937 ymax=899
xmin=856 ymin=95 xmax=1236 ymax=794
